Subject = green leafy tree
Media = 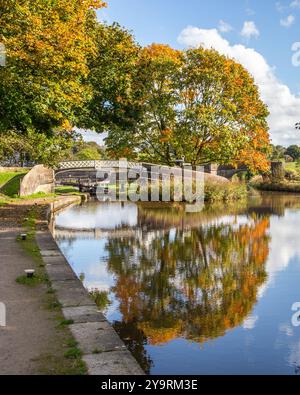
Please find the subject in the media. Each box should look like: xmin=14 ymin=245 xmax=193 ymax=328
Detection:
xmin=0 ymin=0 xmax=105 ymax=165
xmin=271 ymin=145 xmax=287 ymax=160
xmin=80 ymin=22 xmax=140 ymax=135
xmin=66 ymin=141 xmax=105 ymax=161
xmin=0 ymin=129 xmax=80 ymax=167
xmin=286 ymin=145 xmax=300 ymax=161
xmin=74 ymin=146 xmax=102 ymax=161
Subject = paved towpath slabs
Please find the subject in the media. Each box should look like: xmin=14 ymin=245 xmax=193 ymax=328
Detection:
xmin=36 ymin=230 xmax=144 ymax=375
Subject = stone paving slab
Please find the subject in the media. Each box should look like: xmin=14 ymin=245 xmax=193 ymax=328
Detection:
xmin=37 ymin=237 xmax=58 ymax=249
xmin=46 ymin=263 xmax=75 ymax=281
xmin=40 ymin=250 xmax=63 ymax=257
xmin=42 ymin=256 xmax=68 ymax=265
xmin=83 ymin=351 xmax=145 ymax=375
xmin=51 ymin=280 xmax=95 ymax=307
xmin=69 ymin=322 xmax=127 ymax=354
xmin=62 ymin=306 xmax=106 ymax=324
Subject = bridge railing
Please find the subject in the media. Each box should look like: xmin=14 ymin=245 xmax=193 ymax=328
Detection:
xmin=58 ymin=160 xmax=145 ymax=170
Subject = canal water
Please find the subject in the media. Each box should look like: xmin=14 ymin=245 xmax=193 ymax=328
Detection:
xmin=53 ymin=193 xmax=300 ymax=375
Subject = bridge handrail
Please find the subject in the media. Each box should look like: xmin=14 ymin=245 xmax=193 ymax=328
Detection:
xmin=58 ymin=160 xmax=145 ymax=170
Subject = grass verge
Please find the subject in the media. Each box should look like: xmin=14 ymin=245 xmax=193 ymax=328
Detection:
xmin=252 ymin=180 xmax=300 ymax=193
xmin=0 ymin=171 xmax=28 ymax=197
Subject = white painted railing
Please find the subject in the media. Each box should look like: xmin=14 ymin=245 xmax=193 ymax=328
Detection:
xmin=58 ymin=160 xmax=144 ymax=170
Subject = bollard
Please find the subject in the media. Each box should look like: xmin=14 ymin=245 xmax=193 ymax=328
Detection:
xmin=24 ymin=269 xmax=35 ymax=278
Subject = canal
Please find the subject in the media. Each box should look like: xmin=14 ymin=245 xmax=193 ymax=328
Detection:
xmin=53 ymin=193 xmax=300 ymax=375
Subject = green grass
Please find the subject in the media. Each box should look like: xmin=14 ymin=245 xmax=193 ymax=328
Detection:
xmin=204 ymin=181 xmax=248 ymax=202
xmin=64 ymin=347 xmax=82 ymax=360
xmin=58 ymin=319 xmax=74 ymax=328
xmin=55 ymin=186 xmax=80 ymax=194
xmin=284 ymin=162 xmax=297 ymax=171
xmin=0 ymin=194 xmax=10 ymax=206
xmin=254 ymin=180 xmax=300 ymax=193
xmin=0 ymin=171 xmax=80 ymax=201
xmin=16 ymin=274 xmax=44 ymax=287
xmin=0 ymin=171 xmax=24 ymax=187
xmin=0 ymin=171 xmax=27 ymax=197
xmin=89 ymin=289 xmax=111 ymax=311
xmin=16 ymin=191 xmax=56 ymax=200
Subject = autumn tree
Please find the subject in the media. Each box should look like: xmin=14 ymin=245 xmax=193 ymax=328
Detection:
xmin=0 ymin=0 xmax=105 ymax=165
xmin=105 ymin=44 xmax=183 ymax=162
xmin=178 ymin=49 xmax=270 ymax=172
xmin=100 ymin=45 xmax=270 ymax=171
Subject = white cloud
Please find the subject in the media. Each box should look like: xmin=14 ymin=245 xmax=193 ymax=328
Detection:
xmin=290 ymin=0 xmax=300 ymax=9
xmin=246 ymin=8 xmax=255 ymax=16
xmin=276 ymin=1 xmax=286 ymax=12
xmin=243 ymin=315 xmax=259 ymax=330
xmin=177 ymin=26 xmax=300 ymax=146
xmin=218 ymin=20 xmax=233 ymax=33
xmin=280 ymin=14 xmax=295 ymax=27
xmin=240 ymin=21 xmax=260 ymax=39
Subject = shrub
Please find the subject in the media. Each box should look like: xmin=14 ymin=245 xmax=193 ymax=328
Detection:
xmin=204 ymin=181 xmax=247 ymax=202
xmin=140 ymin=178 xmax=247 ymax=203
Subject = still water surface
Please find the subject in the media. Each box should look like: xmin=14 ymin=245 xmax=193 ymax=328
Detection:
xmin=54 ymin=193 xmax=300 ymax=375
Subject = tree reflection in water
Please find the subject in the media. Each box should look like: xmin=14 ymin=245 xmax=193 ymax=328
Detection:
xmin=105 ymin=208 xmax=271 ymax=373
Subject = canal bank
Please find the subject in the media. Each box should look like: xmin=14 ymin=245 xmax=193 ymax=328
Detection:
xmin=0 ymin=195 xmax=144 ymax=375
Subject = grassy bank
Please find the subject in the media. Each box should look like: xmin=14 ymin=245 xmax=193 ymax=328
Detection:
xmin=0 ymin=170 xmax=81 ymax=206
xmin=204 ymin=180 xmax=247 ymax=202
xmin=250 ymin=160 xmax=300 ymax=194
xmin=252 ymin=180 xmax=300 ymax=193
xmin=0 ymin=170 xmax=28 ymax=197
xmin=142 ymin=179 xmax=247 ymax=203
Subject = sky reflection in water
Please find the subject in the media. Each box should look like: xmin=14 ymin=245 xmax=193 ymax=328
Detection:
xmin=54 ymin=194 xmax=300 ymax=375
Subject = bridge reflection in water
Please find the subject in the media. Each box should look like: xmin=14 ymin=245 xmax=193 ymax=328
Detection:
xmin=54 ymin=193 xmax=300 ymax=375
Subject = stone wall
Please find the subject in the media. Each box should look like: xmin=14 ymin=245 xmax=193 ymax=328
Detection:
xmin=204 ymin=164 xmax=248 ymax=180
xmin=19 ymin=165 xmax=54 ymax=197
xmin=204 ymin=163 xmax=219 ymax=176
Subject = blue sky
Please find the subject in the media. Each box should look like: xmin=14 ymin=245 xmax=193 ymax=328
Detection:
xmin=93 ymin=0 xmax=300 ymax=146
